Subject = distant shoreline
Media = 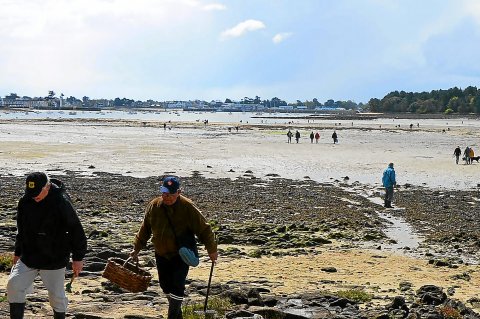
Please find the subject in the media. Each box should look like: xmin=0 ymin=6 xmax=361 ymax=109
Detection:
xmin=3 ymin=107 xmax=480 ymax=120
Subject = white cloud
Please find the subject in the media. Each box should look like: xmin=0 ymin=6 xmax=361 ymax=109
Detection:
xmin=463 ymin=0 xmax=480 ymax=23
xmin=220 ymin=19 xmax=265 ymax=39
xmin=0 ymin=0 xmax=219 ymax=96
xmin=272 ymin=32 xmax=292 ymax=44
xmin=203 ymin=3 xmax=226 ymax=11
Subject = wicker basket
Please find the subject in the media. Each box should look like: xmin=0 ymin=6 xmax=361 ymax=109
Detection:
xmin=102 ymin=257 xmax=152 ymax=293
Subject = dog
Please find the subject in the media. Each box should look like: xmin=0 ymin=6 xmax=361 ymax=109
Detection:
xmin=471 ymin=156 xmax=480 ymax=163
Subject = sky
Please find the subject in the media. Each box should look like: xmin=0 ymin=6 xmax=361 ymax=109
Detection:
xmin=1 ymin=0 xmax=480 ymax=104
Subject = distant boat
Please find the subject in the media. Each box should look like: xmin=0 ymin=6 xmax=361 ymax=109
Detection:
xmin=69 ymin=111 xmax=77 ymax=115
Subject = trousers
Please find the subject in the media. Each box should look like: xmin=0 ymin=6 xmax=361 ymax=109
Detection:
xmin=155 ymin=254 xmax=189 ymax=298
xmin=7 ymin=260 xmax=68 ymax=312
xmin=385 ymin=186 xmax=394 ymax=202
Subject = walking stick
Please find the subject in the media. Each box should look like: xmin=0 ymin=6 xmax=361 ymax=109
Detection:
xmin=203 ymin=260 xmax=215 ymax=313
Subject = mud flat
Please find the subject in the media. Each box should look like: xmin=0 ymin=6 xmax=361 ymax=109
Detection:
xmin=0 ymin=118 xmax=479 ymax=317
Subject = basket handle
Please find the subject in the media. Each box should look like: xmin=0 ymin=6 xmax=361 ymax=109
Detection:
xmin=124 ymin=257 xmax=140 ymax=271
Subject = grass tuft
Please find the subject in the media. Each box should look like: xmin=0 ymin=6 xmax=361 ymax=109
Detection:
xmin=0 ymin=252 xmax=14 ymax=272
xmin=439 ymin=306 xmax=463 ymax=319
xmin=334 ymin=289 xmax=372 ymax=303
xmin=182 ymin=296 xmax=232 ymax=319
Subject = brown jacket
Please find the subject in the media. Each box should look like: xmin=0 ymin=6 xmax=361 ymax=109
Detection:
xmin=133 ymin=195 xmax=216 ymax=258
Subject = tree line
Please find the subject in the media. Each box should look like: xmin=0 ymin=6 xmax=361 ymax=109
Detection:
xmin=229 ymin=96 xmax=363 ymax=110
xmin=367 ymin=86 xmax=480 ymax=114
xmin=4 ymin=86 xmax=480 ymax=114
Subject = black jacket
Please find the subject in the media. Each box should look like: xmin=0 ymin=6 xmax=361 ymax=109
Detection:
xmin=15 ymin=178 xmax=87 ymax=270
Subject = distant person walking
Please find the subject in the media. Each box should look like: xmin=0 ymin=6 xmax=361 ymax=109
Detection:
xmin=309 ymin=132 xmax=314 ymax=143
xmin=314 ymin=132 xmax=320 ymax=143
xmin=382 ymin=163 xmax=397 ymax=208
xmin=295 ymin=130 xmax=300 ymax=143
xmin=332 ymin=131 xmax=338 ymax=144
xmin=453 ymin=146 xmax=462 ymax=164
xmin=287 ymin=130 xmax=293 ymax=143
xmin=469 ymin=147 xmax=475 ymax=163
xmin=464 ymin=146 xmax=471 ymax=164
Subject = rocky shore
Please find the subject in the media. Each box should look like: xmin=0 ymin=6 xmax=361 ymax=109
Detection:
xmin=0 ymin=172 xmax=479 ymax=318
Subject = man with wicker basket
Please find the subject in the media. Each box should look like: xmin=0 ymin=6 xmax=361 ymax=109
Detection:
xmin=7 ymin=172 xmax=87 ymax=319
xmin=130 ymin=176 xmax=218 ymax=319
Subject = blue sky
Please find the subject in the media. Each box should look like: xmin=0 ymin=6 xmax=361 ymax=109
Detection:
xmin=1 ymin=0 xmax=480 ymax=103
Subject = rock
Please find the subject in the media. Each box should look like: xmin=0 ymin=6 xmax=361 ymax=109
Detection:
xmin=226 ymin=310 xmax=262 ymax=319
xmin=221 ymin=289 xmax=249 ymax=305
xmin=329 ymin=298 xmax=350 ymax=308
xmin=398 ymin=281 xmax=413 ymax=292
xmin=416 ymin=285 xmax=446 ymax=305
xmin=321 ymin=267 xmax=337 ymax=273
xmin=73 ymin=314 xmax=114 ymax=319
xmin=248 ymin=306 xmax=307 ymax=319
xmin=83 ymin=262 xmax=108 ymax=272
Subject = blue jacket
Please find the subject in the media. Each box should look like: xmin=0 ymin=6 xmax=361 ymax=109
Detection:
xmin=382 ymin=166 xmax=396 ymax=188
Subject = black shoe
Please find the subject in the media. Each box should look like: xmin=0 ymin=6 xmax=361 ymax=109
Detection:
xmin=167 ymin=296 xmax=183 ymax=319
xmin=53 ymin=311 xmax=65 ymax=319
xmin=9 ymin=303 xmax=25 ymax=319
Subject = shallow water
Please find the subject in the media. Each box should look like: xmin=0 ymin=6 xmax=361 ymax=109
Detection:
xmin=344 ymin=186 xmax=424 ymax=253
xmin=1 ymin=109 xmax=480 ymax=128
xmin=377 ymin=211 xmax=423 ymax=250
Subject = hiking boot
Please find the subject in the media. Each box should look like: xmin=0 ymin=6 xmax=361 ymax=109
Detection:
xmin=167 ymin=295 xmax=183 ymax=319
xmin=9 ymin=303 xmax=25 ymax=319
xmin=385 ymin=201 xmax=393 ymax=208
xmin=53 ymin=311 xmax=65 ymax=319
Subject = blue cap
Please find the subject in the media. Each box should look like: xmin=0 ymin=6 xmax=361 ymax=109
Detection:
xmin=160 ymin=176 xmax=180 ymax=194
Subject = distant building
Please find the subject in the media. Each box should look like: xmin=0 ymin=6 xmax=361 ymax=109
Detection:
xmin=277 ymin=105 xmax=294 ymax=110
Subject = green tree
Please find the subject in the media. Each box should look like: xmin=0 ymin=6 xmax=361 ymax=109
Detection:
xmin=382 ymin=96 xmax=403 ymax=112
xmin=447 ymin=97 xmax=461 ymax=113
xmin=457 ymin=99 xmax=470 ymax=114
xmin=416 ymin=99 xmax=439 ymax=114
xmin=271 ymin=97 xmax=286 ymax=107
xmin=474 ymin=96 xmax=480 ymax=114
xmin=5 ymin=93 xmax=19 ymax=100
xmin=242 ymin=97 xmax=253 ymax=104
xmin=324 ymin=99 xmax=335 ymax=107
xmin=367 ymin=98 xmax=382 ymax=112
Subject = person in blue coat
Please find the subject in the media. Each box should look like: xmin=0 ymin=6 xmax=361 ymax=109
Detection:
xmin=382 ymin=163 xmax=397 ymax=208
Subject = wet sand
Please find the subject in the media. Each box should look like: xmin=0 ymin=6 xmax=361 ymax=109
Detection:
xmin=0 ymin=117 xmax=479 ymax=189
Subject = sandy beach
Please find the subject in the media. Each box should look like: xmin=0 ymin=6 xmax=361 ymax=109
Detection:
xmin=0 ymin=116 xmax=479 ymax=189
xmin=0 ymin=115 xmax=479 ymax=318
